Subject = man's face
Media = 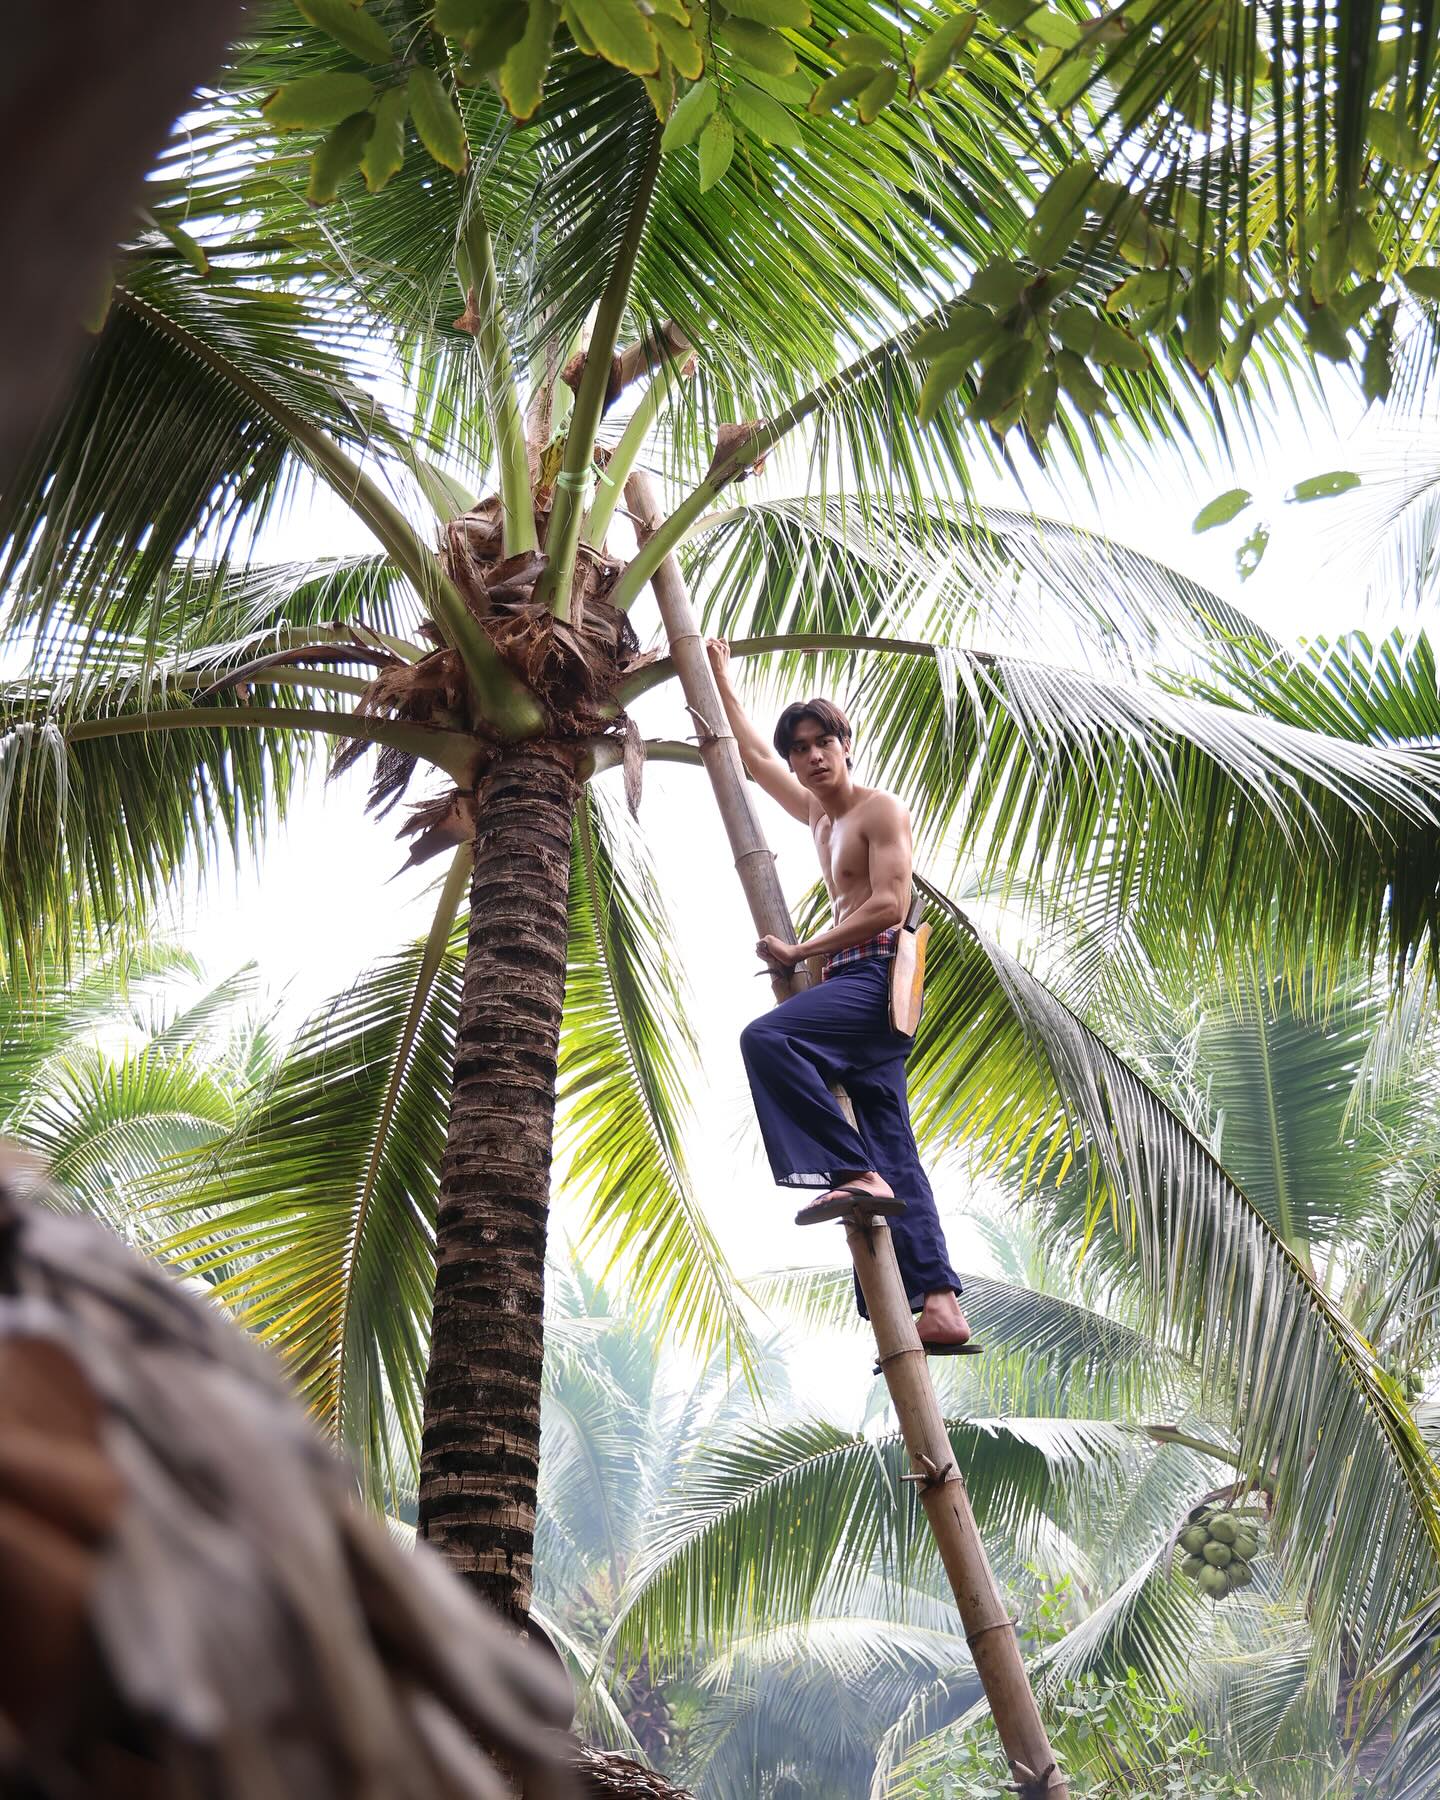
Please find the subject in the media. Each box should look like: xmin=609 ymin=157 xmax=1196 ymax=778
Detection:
xmin=786 ymin=718 xmax=849 ymax=792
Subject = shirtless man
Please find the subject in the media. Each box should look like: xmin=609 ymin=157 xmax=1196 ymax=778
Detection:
xmin=707 ymin=640 xmax=971 ymax=1349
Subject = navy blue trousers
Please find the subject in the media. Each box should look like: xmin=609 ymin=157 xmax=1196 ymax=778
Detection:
xmin=739 ymin=958 xmax=962 ymax=1318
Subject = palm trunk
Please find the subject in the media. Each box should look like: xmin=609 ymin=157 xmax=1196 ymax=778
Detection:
xmin=417 ymin=740 xmax=578 ymax=1624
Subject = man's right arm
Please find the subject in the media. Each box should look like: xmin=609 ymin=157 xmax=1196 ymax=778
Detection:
xmin=706 ymin=639 xmax=811 ymax=823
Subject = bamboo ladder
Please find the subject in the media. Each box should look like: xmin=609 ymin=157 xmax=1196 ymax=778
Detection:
xmin=627 ymin=471 xmax=1069 ymax=1800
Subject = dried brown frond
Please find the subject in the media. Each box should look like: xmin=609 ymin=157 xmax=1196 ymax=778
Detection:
xmin=399 ymin=788 xmax=481 ymax=865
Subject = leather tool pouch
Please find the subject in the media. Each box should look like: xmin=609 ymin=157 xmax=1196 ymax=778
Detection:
xmin=889 ymin=895 xmax=929 ymax=1036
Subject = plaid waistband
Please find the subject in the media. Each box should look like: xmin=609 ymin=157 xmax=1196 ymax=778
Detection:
xmin=821 ymin=927 xmax=900 ymax=981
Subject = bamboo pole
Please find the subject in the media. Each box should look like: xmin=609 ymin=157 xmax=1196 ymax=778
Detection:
xmin=625 ymin=469 xmax=1068 ymax=1800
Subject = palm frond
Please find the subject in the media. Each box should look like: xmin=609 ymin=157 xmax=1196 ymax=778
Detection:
xmin=650 ymin=619 xmax=1440 ymax=984
xmin=1082 ymin=0 xmax=1440 ymax=268
xmin=145 ymin=966 xmax=260 ymax=1057
xmin=0 ymin=934 xmax=198 ymax=1115
xmin=0 ymin=675 xmax=317 ymax=966
xmin=1373 ymin=1584 xmax=1440 ymax=1795
xmin=686 ymin=1609 xmax=974 ymax=1800
xmin=159 ymin=857 xmax=469 ymax=1507
xmin=684 ymin=494 xmax=1274 ymax=690
xmin=128 ymin=555 xmax=427 ymax=666
xmin=907 ymin=647 xmax=1439 ymax=955
xmin=1180 ymin=629 xmax=1440 ymax=979
xmin=1185 ymin=962 xmax=1391 ymax=1255
xmin=750 ymin=1263 xmax=1187 ymax=1419
xmin=1 ymin=251 xmax=408 ymax=653
xmin=540 ymin=1333 xmax=655 ymax=1594
xmin=908 ymin=883 xmax=1440 ymax=1656
xmin=563 ymin=788 xmax=755 ymax=1370
xmin=608 ymin=1413 xmax=1135 ymax=1664
xmin=1365 ymin=1166 xmax=1440 ymax=1367
xmin=21 ymin=1043 xmax=240 ymax=1226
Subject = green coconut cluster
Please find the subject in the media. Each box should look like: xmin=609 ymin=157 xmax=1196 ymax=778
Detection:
xmin=1177 ymin=1508 xmax=1261 ymax=1601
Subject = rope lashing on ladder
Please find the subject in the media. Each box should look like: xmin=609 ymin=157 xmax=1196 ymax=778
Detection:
xmin=965 ymin=1617 xmax=1020 ymax=1651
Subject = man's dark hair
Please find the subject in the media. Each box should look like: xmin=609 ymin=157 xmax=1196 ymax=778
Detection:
xmin=773 ymin=698 xmax=853 ymax=764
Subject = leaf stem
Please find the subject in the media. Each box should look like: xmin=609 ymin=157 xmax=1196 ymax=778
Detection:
xmin=620 ymin=631 xmax=950 ymax=702
xmin=1144 ymin=1425 xmax=1241 ymax=1466
xmin=456 ymin=211 xmax=536 ymax=556
xmin=537 ymin=135 xmax=662 ymax=619
xmin=584 ymin=350 xmax=694 ymax=550
xmin=339 ymin=844 xmax=470 ymax=1452
xmin=63 ymin=704 xmax=483 ymax=782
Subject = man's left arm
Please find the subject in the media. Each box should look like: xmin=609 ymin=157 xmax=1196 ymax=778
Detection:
xmin=780 ymin=799 xmax=913 ymax=964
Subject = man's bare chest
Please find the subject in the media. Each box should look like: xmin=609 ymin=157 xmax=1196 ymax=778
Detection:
xmin=813 ymin=815 xmax=868 ymax=894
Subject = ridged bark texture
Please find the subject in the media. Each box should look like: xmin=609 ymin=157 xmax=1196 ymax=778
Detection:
xmin=418 ymin=742 xmax=578 ymax=1623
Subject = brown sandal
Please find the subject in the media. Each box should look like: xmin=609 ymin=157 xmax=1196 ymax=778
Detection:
xmin=794 ymin=1186 xmax=906 ymax=1226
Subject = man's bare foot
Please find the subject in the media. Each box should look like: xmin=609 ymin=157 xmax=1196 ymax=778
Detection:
xmin=834 ymin=1170 xmax=893 ymax=1200
xmin=916 ymin=1290 xmax=972 ymax=1348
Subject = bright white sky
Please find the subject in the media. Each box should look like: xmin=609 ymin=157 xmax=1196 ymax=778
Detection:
xmin=163 ymin=363 xmax=1430 ymax=1402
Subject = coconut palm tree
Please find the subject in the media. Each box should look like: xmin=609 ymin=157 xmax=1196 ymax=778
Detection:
xmin=8 ymin=0 xmax=1440 ymax=1646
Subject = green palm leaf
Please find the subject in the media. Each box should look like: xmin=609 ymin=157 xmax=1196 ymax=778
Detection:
xmin=666 ymin=620 xmax=1440 ymax=975
xmin=0 ymin=575 xmax=474 ymax=964
xmin=540 ymin=1337 xmax=652 ymax=1595
xmin=21 ymin=1044 xmax=240 ymax=1227
xmin=680 ymin=494 xmax=1273 ymax=684
xmin=688 ymin=1609 xmax=976 ymax=1800
xmin=0 ymin=252 xmax=405 ymax=649
xmin=608 ymin=1413 xmax=1135 ymax=1663
xmin=1374 ymin=1586 xmax=1440 ymax=1794
xmin=0 ymin=676 xmax=317 ymax=966
xmin=1185 ymin=962 xmax=1389 ymax=1259
xmin=144 ymin=966 xmax=261 ymax=1057
xmin=143 ymin=554 xmax=426 ymax=658
xmin=1181 ymin=629 xmax=1440 ymax=979
xmin=563 ymin=788 xmax=754 ymax=1367
xmin=909 ymin=883 xmax=1440 ymax=1655
xmin=160 ymin=852 xmax=469 ymax=1506
xmin=0 ymin=934 xmax=199 ymax=1115
xmin=751 ymin=1263 xmax=1186 ymax=1419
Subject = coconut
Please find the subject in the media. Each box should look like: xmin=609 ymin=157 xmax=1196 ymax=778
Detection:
xmin=1202 ymin=1541 xmax=1233 ymax=1567
xmin=1207 ymin=1513 xmax=1239 ymax=1545
xmin=1198 ymin=1565 xmax=1229 ymax=1597
xmin=1233 ymin=1529 xmax=1260 ymax=1561
xmin=1180 ymin=1553 xmax=1206 ymax=1578
xmin=1228 ymin=1558 xmax=1254 ymax=1588
xmin=1179 ymin=1525 xmax=1209 ymax=1555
